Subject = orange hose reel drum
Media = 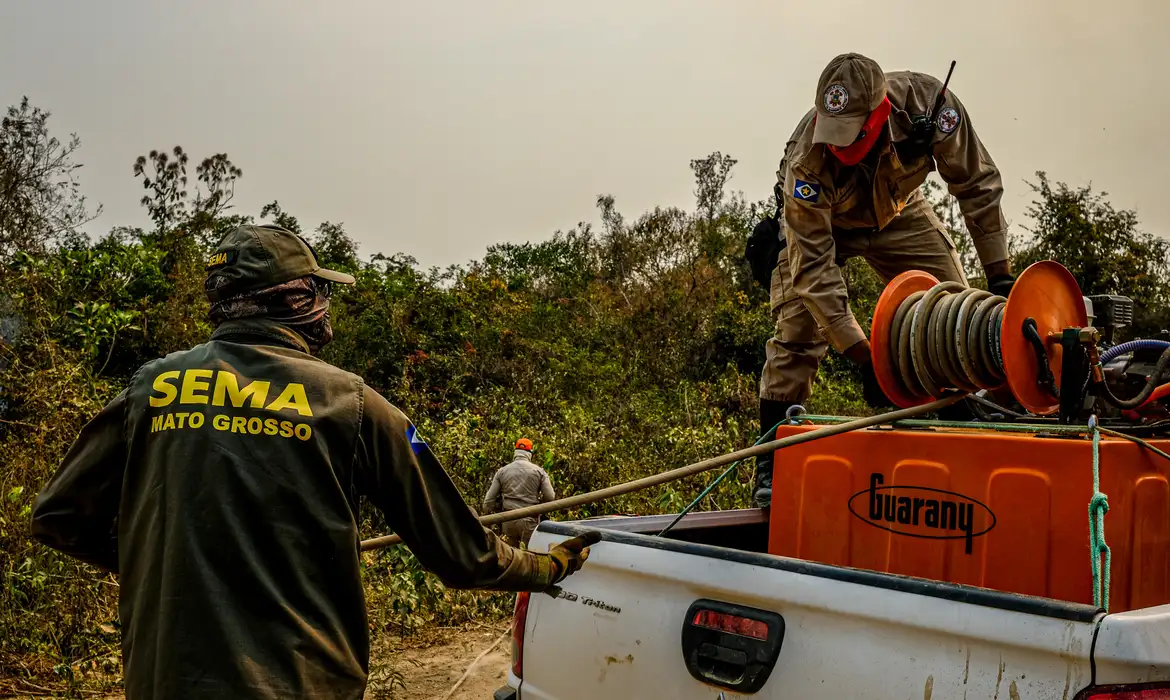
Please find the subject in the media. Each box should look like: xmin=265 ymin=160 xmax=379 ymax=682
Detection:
xmin=870 ymin=261 xmax=1088 ymax=415
xmin=1001 ymin=261 xmax=1089 ymax=415
xmin=871 ymin=270 xmax=943 ymax=408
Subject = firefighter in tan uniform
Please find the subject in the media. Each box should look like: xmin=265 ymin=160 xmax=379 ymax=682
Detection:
xmin=482 ymin=437 xmax=557 ymax=548
xmin=750 ymin=53 xmax=1016 ymax=507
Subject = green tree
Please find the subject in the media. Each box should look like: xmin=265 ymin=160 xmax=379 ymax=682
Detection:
xmin=133 ymin=146 xmax=246 ymax=251
xmin=1012 ymin=172 xmax=1170 ymax=335
xmin=312 ymin=221 xmax=361 ymax=273
xmin=0 ymin=97 xmax=99 ymax=257
xmin=260 ymin=200 xmax=303 ymax=235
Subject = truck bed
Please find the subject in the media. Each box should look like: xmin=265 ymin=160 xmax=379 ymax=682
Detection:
xmin=504 ymin=510 xmax=1170 ymax=699
xmin=564 ymin=509 xmax=1103 ymax=619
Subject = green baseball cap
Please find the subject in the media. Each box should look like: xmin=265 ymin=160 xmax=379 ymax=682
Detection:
xmin=204 ymin=224 xmax=356 ymax=302
xmin=812 ymin=53 xmax=889 ymax=147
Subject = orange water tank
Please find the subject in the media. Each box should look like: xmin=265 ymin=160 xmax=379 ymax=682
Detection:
xmin=765 ymin=424 xmax=1170 ymax=612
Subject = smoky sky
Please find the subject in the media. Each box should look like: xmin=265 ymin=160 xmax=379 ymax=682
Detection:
xmin=1 ymin=0 xmax=1166 ymax=269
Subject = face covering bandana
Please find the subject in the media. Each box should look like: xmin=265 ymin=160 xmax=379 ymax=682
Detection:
xmin=207 ymin=276 xmax=334 ymax=352
xmin=826 ymin=96 xmax=893 ymax=166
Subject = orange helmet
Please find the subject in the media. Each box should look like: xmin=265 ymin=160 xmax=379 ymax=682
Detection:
xmin=515 ymin=438 xmax=533 ymax=451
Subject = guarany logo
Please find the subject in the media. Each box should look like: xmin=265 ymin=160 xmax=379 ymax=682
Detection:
xmin=847 ymin=473 xmax=996 ymax=554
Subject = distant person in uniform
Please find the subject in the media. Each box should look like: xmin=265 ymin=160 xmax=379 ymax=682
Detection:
xmin=746 ymin=53 xmax=1017 ymax=508
xmin=30 ymin=224 xmax=598 ymax=700
xmin=482 ymin=438 xmax=556 ymax=548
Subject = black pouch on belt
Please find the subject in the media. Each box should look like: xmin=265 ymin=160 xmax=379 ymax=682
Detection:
xmin=745 ymin=217 xmax=786 ymax=291
xmin=744 ymin=182 xmax=789 ymax=291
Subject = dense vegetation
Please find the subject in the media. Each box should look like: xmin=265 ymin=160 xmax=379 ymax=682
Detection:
xmin=2 ymin=96 xmax=1169 ymax=696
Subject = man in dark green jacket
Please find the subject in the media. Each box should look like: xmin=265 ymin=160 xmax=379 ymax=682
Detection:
xmin=30 ymin=224 xmax=597 ymax=700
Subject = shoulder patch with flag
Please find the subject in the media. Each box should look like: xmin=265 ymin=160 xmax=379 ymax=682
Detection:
xmin=406 ymin=424 xmax=428 ymax=455
xmin=793 ymin=179 xmax=821 ymax=203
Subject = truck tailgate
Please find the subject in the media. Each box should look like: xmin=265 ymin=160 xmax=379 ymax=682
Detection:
xmin=518 ymin=521 xmax=1101 ymax=699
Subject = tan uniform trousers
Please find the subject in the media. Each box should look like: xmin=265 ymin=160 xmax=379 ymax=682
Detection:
xmin=760 ymin=195 xmax=968 ymax=403
xmin=501 ymin=517 xmax=539 ymax=549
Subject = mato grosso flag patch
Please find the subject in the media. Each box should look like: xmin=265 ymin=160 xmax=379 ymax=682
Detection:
xmin=793 ymin=180 xmax=821 ymax=203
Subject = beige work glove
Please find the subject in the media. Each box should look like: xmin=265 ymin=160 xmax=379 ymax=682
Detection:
xmin=547 ymin=531 xmax=601 ymax=584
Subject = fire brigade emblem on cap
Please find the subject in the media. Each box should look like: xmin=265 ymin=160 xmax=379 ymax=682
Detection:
xmin=824 ymin=84 xmax=849 ymax=114
xmin=936 ymin=106 xmax=960 ymax=133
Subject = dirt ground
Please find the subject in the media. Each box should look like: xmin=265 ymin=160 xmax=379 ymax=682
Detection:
xmin=376 ymin=623 xmax=512 ymax=699
xmin=1 ymin=623 xmax=512 ymax=700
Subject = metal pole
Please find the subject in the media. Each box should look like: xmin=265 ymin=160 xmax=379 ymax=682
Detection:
xmin=359 ymin=394 xmax=964 ymax=551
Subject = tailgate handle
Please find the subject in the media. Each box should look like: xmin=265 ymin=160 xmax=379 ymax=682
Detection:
xmin=700 ymin=642 xmax=748 ymax=667
xmin=681 ymin=599 xmax=785 ymax=694
xmin=697 ymin=643 xmax=749 ymax=684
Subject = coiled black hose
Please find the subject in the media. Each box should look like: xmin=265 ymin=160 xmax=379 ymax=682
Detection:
xmin=885 ymin=281 xmax=1170 ymax=412
xmin=888 ymin=281 xmax=1009 ymax=400
xmin=1097 ymin=346 xmax=1170 ymax=410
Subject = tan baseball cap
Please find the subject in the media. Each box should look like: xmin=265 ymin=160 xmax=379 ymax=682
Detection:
xmin=812 ymin=53 xmax=889 ymax=147
xmin=204 ymin=224 xmax=356 ymax=302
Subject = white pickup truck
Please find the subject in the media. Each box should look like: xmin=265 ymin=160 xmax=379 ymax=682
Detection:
xmin=493 ymin=509 xmax=1170 ymax=700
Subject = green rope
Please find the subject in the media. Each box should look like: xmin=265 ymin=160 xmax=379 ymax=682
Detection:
xmin=654 ymin=460 xmax=741 ymax=537
xmin=1088 ymin=415 xmax=1112 ymax=611
xmin=656 ymin=416 xmax=791 ymax=537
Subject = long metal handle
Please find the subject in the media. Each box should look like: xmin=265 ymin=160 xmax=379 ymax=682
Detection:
xmin=358 ymin=394 xmax=964 ymax=551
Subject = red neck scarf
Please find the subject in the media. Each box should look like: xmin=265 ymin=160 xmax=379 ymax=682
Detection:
xmin=825 ymin=97 xmax=893 ymax=166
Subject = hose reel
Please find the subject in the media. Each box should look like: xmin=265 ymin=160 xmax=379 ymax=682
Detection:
xmin=871 ymin=260 xmax=1089 ymax=415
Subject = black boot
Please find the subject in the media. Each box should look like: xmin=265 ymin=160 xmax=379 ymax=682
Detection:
xmin=753 ymin=399 xmax=795 ymax=509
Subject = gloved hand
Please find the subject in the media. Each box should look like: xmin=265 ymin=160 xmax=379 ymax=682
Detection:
xmin=843 ymin=339 xmax=893 ymax=410
xmin=860 ymin=361 xmax=894 ymax=409
xmin=987 ymin=273 xmax=1016 ymax=299
xmin=547 ymin=531 xmax=602 ymax=584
